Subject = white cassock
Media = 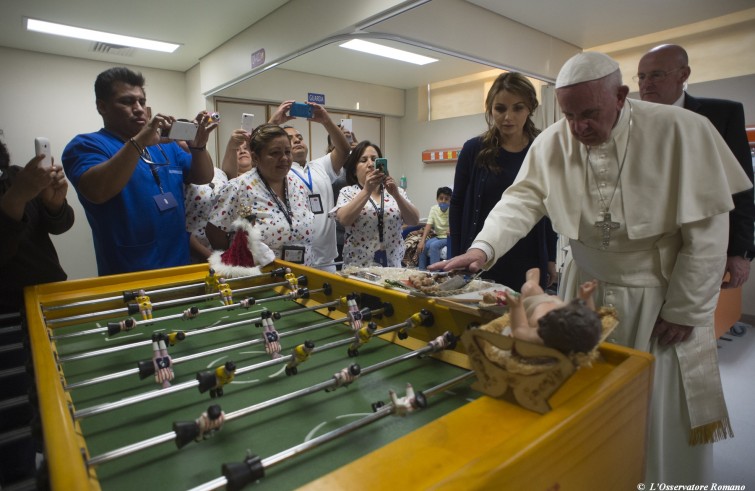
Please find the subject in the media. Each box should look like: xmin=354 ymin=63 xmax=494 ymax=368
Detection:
xmin=473 ymin=98 xmax=752 ymax=483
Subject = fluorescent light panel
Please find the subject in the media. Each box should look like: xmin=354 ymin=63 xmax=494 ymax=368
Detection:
xmin=26 ymin=18 xmax=179 ymax=53
xmin=340 ymin=39 xmax=437 ymax=65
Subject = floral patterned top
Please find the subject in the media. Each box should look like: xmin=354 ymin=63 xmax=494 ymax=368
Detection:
xmin=330 ymin=185 xmax=412 ymax=267
xmin=184 ymin=167 xmax=229 ymax=249
xmin=209 ymin=168 xmax=314 ymax=264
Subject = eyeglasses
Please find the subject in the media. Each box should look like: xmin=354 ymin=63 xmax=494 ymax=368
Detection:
xmin=632 ymin=67 xmax=685 ymax=83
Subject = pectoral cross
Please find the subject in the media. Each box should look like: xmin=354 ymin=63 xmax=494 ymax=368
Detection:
xmin=594 ymin=211 xmax=620 ymax=249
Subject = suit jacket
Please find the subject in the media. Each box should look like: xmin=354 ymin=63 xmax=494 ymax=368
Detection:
xmin=685 ymin=93 xmax=755 ymax=257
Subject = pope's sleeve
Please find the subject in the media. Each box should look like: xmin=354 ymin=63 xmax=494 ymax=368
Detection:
xmin=660 ymin=213 xmax=728 ymax=327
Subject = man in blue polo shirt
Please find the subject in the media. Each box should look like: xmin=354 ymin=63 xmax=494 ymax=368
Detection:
xmin=63 ymin=67 xmax=218 ymax=275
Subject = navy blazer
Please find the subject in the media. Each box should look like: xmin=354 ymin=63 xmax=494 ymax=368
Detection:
xmin=684 ymin=93 xmax=755 ymax=257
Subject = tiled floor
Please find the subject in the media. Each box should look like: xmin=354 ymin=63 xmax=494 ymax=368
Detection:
xmin=711 ymin=322 xmax=755 ymax=486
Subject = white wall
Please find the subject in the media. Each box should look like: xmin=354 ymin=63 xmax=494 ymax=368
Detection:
xmin=396 ymin=87 xmax=485 ymax=216
xmin=0 ymin=46 xmax=188 ymax=279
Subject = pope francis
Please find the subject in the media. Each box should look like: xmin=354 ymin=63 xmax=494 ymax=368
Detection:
xmin=438 ymin=51 xmax=751 ymax=483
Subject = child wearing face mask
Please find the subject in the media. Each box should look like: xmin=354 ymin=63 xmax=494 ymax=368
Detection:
xmin=417 ymin=186 xmax=452 ymax=270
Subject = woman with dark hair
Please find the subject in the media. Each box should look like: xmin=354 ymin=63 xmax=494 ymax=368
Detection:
xmin=449 ymin=72 xmax=557 ymax=289
xmin=206 ymin=124 xmax=314 ymax=265
xmin=330 ymin=141 xmax=419 ymax=267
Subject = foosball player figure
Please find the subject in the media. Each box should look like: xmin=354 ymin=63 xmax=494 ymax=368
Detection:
xmin=345 ymin=293 xmax=363 ymax=331
xmin=107 ymin=317 xmax=136 ymax=336
xmin=136 ymin=289 xmax=153 ymax=320
xmin=197 ymin=361 xmax=236 ymax=398
xmin=196 ymin=404 xmax=225 ymax=440
xmin=325 ymin=364 xmax=361 ymax=392
xmin=285 ymin=340 xmax=315 ymax=376
xmin=389 ymin=383 xmax=427 ymax=417
xmin=151 ymin=333 xmax=174 ymax=388
xmin=284 ymin=271 xmax=298 ymax=291
xmin=425 ymin=331 xmax=457 ymax=354
xmin=398 ymin=309 xmax=434 ymax=340
xmin=218 ymin=278 xmax=233 ymax=306
xmin=259 ymin=311 xmax=281 ymax=359
xmin=173 ymin=404 xmax=225 ymax=449
xmin=182 ymin=306 xmax=199 ymax=320
xmin=205 ymin=268 xmax=220 ymax=294
xmin=166 ymin=331 xmax=186 ymax=346
xmin=347 ymin=322 xmax=377 ymax=357
xmin=238 ymin=297 xmax=256 ymax=309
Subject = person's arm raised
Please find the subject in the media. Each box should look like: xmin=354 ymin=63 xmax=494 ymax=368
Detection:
xmin=186 ymin=111 xmax=219 ymax=185
xmin=77 ymin=115 xmax=168 ymax=203
xmin=310 ymin=104 xmax=349 ymax=174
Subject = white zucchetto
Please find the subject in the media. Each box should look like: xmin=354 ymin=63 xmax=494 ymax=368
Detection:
xmin=556 ymin=51 xmax=620 ymax=88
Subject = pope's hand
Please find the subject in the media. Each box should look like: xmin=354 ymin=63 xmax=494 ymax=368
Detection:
xmin=652 ymin=318 xmax=693 ymax=346
xmin=428 ymin=248 xmax=487 ymax=273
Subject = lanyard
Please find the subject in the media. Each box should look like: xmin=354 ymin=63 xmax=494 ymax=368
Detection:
xmin=290 ymin=165 xmax=313 ymax=193
xmin=142 ymin=146 xmax=171 ymax=194
xmin=364 ymin=185 xmax=385 ymax=244
xmin=260 ymin=174 xmax=293 ymax=229
xmin=104 ymin=129 xmax=168 ymax=194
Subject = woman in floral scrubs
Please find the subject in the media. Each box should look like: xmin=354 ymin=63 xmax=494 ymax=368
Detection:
xmin=206 ymin=124 xmax=314 ymax=264
xmin=330 ymin=141 xmax=419 ymax=267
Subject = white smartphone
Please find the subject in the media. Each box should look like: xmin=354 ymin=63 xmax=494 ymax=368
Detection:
xmin=167 ymin=121 xmax=199 ymax=141
xmin=34 ymin=137 xmax=52 ymax=169
xmin=241 ymin=113 xmax=255 ymax=133
xmin=340 ymin=118 xmax=353 ymax=143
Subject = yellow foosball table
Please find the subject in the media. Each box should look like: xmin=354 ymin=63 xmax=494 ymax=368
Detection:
xmin=24 ymin=262 xmax=654 ymax=490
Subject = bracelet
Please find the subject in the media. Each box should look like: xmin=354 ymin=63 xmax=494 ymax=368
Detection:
xmin=128 ymin=138 xmax=144 ymax=155
xmin=188 ymin=145 xmax=206 ymax=151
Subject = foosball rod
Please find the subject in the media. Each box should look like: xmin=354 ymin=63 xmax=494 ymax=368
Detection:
xmin=65 ymin=298 xmax=346 ymax=390
xmin=42 ymin=268 xmax=290 ymax=313
xmin=51 ymin=281 xmax=328 ymax=340
xmin=87 ymin=326 xmax=459 ymax=467
xmin=72 ymin=304 xmax=396 ymax=420
xmin=188 ymin=371 xmax=477 ymax=491
xmin=46 ymin=277 xmax=297 ymax=327
xmin=57 ymin=291 xmax=336 ymax=364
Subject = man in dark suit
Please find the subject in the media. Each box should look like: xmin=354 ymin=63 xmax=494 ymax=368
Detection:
xmin=637 ymin=44 xmax=755 ymax=288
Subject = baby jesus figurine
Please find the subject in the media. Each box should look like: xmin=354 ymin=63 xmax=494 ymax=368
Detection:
xmin=504 ymin=268 xmax=602 ymax=355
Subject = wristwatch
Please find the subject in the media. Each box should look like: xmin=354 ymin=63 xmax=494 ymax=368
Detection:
xmin=743 ymin=250 xmax=755 ymax=262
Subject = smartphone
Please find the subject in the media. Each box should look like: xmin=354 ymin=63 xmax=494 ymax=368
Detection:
xmin=241 ymin=113 xmax=255 ymax=133
xmin=375 ymin=157 xmax=388 ymax=175
xmin=340 ymin=118 xmax=353 ymax=143
xmin=34 ymin=137 xmax=52 ymax=169
xmin=289 ymin=102 xmax=313 ymax=119
xmin=167 ymin=121 xmax=199 ymax=141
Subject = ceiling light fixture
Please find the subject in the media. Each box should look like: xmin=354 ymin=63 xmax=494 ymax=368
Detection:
xmin=25 ymin=18 xmax=180 ymax=53
xmin=339 ymin=39 xmax=437 ymax=65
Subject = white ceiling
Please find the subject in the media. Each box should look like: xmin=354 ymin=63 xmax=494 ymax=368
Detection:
xmin=0 ymin=0 xmax=752 ymax=90
xmin=467 ymin=0 xmax=754 ymax=49
xmin=0 ymin=0 xmax=289 ymax=72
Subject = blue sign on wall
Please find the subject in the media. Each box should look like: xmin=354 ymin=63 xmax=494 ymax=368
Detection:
xmin=308 ymin=93 xmax=326 ymax=105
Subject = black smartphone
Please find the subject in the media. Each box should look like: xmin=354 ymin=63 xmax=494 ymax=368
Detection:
xmin=375 ymin=157 xmax=388 ymax=175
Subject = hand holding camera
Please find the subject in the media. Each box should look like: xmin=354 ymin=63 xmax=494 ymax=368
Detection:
xmin=187 ymin=111 xmax=220 ymax=149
